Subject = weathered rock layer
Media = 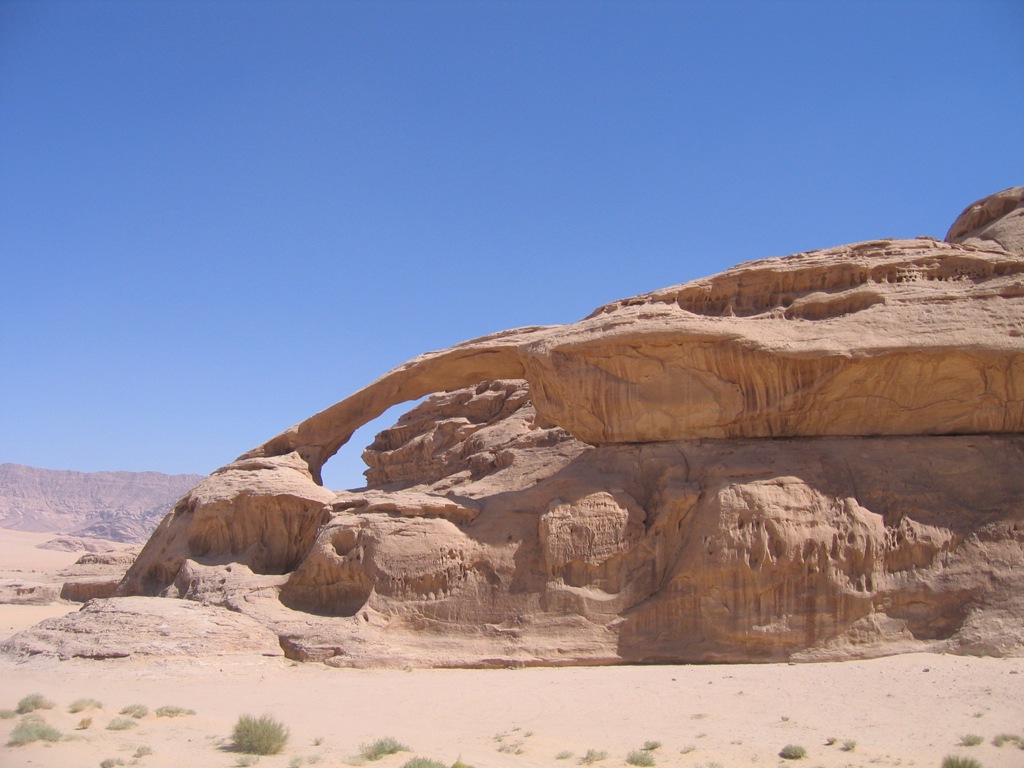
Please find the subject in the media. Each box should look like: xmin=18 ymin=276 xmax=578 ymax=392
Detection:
xmin=7 ymin=187 xmax=1024 ymax=666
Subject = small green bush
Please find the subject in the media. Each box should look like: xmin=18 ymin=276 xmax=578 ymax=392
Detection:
xmin=68 ymin=697 xmax=102 ymax=713
xmin=0 ymin=709 xmax=16 ymax=719
xmin=779 ymin=744 xmax=807 ymax=760
xmin=156 ymin=705 xmax=196 ymax=717
xmin=642 ymin=741 xmax=661 ymax=751
xmin=15 ymin=693 xmax=54 ymax=714
xmin=232 ymin=714 xmax=290 ymax=755
xmin=556 ymin=751 xmax=574 ymax=760
xmin=580 ymin=749 xmax=608 ymax=764
xmin=135 ymin=745 xmax=154 ymax=757
xmin=361 ymin=737 xmax=411 ymax=761
xmin=840 ymin=740 xmax=856 ymax=752
xmin=234 ymin=757 xmax=259 ymax=767
xmin=106 ymin=716 xmax=137 ymax=731
xmin=8 ymin=715 xmax=62 ymax=745
xmin=77 ymin=716 xmax=93 ymax=729
xmin=451 ymin=759 xmax=474 ymax=768
xmin=401 ymin=759 xmax=446 ymax=768
xmin=120 ymin=703 xmax=149 ymax=718
xmin=626 ymin=750 xmax=656 ymax=767
xmin=959 ymin=734 xmax=984 ymax=747
xmin=100 ymin=759 xmax=126 ymax=768
xmin=942 ymin=757 xmax=983 ymax=768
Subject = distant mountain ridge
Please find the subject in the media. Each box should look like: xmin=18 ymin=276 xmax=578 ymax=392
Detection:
xmin=0 ymin=463 xmax=203 ymax=542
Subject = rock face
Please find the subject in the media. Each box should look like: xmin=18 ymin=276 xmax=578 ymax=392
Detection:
xmin=0 ymin=464 xmax=203 ymax=542
xmin=8 ymin=187 xmax=1024 ymax=666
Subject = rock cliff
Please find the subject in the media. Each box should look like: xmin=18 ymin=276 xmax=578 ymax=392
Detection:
xmin=0 ymin=464 xmax=203 ymax=542
xmin=7 ymin=187 xmax=1024 ymax=666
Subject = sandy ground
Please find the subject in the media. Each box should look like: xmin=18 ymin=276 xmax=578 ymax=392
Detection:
xmin=0 ymin=530 xmax=89 ymax=637
xmin=1 ymin=530 xmax=1022 ymax=768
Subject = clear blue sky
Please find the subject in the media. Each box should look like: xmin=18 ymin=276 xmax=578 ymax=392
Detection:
xmin=2 ymin=0 xmax=1021 ymax=490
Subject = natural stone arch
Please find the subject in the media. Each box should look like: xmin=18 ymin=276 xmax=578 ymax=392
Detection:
xmin=239 ymin=327 xmax=550 ymax=483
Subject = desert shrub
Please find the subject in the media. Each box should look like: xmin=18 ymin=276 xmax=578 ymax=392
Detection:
xmin=959 ymin=734 xmax=983 ymax=747
xmin=232 ymin=714 xmax=290 ymax=755
xmin=361 ymin=736 xmax=411 ymax=761
xmin=234 ymin=757 xmax=259 ymax=767
xmin=942 ymin=757 xmax=983 ymax=768
xmin=642 ymin=741 xmax=661 ymax=751
xmin=15 ymin=693 xmax=54 ymax=714
xmin=135 ymin=745 xmax=154 ymax=757
xmin=69 ymin=697 xmax=102 ymax=713
xmin=106 ymin=716 xmax=137 ymax=730
xmin=580 ymin=749 xmax=608 ymax=764
xmin=0 ymin=709 xmax=16 ymax=719
xmin=841 ymin=740 xmax=856 ymax=752
xmin=451 ymin=759 xmax=474 ymax=768
xmin=8 ymin=714 xmax=62 ymax=745
xmin=120 ymin=703 xmax=149 ymax=718
xmin=779 ymin=744 xmax=807 ymax=760
xmin=824 ymin=736 xmax=837 ymax=745
xmin=626 ymin=750 xmax=656 ymax=766
xmin=155 ymin=705 xmax=196 ymax=717
xmin=100 ymin=759 xmax=126 ymax=768
xmin=77 ymin=716 xmax=93 ymax=729
xmin=556 ymin=751 xmax=574 ymax=760
xmin=993 ymin=733 xmax=1023 ymax=747
xmin=401 ymin=759 xmax=446 ymax=768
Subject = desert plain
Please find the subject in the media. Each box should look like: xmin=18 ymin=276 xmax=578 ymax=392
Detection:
xmin=2 ymin=529 xmax=1022 ymax=768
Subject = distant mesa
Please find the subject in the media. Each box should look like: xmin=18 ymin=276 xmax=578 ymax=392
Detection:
xmin=6 ymin=187 xmax=1024 ymax=666
xmin=0 ymin=463 xmax=203 ymax=543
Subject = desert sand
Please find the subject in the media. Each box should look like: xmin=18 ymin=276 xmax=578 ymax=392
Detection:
xmin=2 ymin=529 xmax=1022 ymax=768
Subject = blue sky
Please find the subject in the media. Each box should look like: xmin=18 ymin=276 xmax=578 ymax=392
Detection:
xmin=2 ymin=0 xmax=1021 ymax=490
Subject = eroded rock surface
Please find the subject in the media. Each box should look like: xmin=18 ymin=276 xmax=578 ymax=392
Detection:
xmin=1 ymin=596 xmax=282 ymax=659
xmin=7 ymin=187 xmax=1023 ymax=667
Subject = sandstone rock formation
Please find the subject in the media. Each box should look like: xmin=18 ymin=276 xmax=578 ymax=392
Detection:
xmin=6 ymin=187 xmax=1024 ymax=666
xmin=0 ymin=464 xmax=203 ymax=542
xmin=2 ymin=596 xmax=282 ymax=659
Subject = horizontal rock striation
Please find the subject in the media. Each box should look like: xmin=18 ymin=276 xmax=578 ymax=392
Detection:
xmin=9 ymin=187 xmax=1024 ymax=666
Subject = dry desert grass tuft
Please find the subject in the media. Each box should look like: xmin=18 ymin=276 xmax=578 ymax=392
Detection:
xmin=360 ymin=736 xmax=411 ymax=761
xmin=7 ymin=713 xmax=62 ymax=746
xmin=232 ymin=713 xmax=290 ymax=755
xmin=15 ymin=693 xmax=53 ymax=714
xmin=68 ymin=697 xmax=102 ymax=713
